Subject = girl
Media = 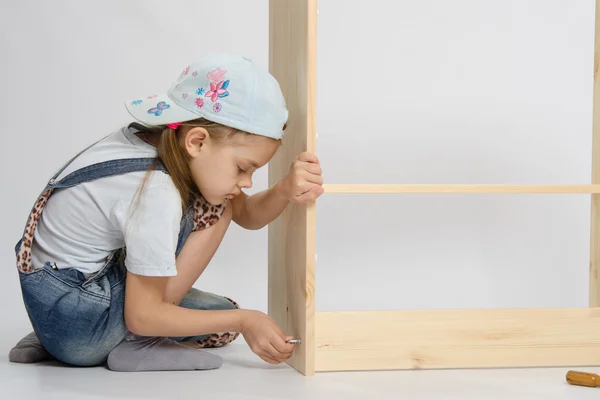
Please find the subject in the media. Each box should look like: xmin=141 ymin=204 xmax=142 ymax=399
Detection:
xmin=9 ymin=54 xmax=324 ymax=372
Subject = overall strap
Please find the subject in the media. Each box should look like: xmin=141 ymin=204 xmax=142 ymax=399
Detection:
xmin=15 ymin=144 xmax=169 ymax=273
xmin=46 ymin=128 xmax=168 ymax=189
xmin=47 ymin=134 xmax=110 ymax=183
xmin=50 ymin=157 xmax=168 ymax=189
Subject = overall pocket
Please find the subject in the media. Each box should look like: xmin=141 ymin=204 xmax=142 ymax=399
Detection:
xmin=19 ymin=261 xmax=126 ymax=366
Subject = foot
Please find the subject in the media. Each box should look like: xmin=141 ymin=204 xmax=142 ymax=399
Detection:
xmin=107 ymin=334 xmax=223 ymax=372
xmin=9 ymin=331 xmax=53 ymax=363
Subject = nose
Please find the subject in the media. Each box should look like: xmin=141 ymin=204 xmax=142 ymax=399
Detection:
xmin=239 ymin=175 xmax=252 ymax=189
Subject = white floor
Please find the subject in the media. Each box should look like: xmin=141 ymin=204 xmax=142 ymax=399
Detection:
xmin=1 ymin=331 xmax=599 ymax=400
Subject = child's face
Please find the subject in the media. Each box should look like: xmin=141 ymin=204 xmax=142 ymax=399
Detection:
xmin=184 ymin=128 xmax=280 ymax=205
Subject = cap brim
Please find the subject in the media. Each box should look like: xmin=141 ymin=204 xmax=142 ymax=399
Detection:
xmin=125 ymin=94 xmax=199 ymax=127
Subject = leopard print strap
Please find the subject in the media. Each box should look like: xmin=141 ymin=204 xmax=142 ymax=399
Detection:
xmin=191 ymin=195 xmax=228 ymax=231
xmin=17 ymin=191 xmax=225 ymax=274
xmin=16 ymin=189 xmax=53 ymax=273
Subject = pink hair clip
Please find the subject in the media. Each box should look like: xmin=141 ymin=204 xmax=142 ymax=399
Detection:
xmin=166 ymin=122 xmax=181 ymax=129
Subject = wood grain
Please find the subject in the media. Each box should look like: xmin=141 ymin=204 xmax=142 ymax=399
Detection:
xmin=315 ymin=308 xmax=600 ymax=371
xmin=268 ymin=0 xmax=318 ymax=376
xmin=590 ymin=0 xmax=600 ymax=307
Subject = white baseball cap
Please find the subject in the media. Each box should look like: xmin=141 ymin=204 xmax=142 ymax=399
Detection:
xmin=125 ymin=54 xmax=288 ymax=140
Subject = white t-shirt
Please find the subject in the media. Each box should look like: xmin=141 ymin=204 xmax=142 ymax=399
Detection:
xmin=31 ymin=126 xmax=183 ymax=277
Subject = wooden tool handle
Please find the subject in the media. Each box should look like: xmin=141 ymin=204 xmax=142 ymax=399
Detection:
xmin=566 ymin=370 xmax=600 ymax=387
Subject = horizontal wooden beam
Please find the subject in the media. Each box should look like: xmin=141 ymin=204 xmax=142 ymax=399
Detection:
xmin=322 ymin=184 xmax=600 ymax=194
xmin=315 ymin=308 xmax=600 ymax=372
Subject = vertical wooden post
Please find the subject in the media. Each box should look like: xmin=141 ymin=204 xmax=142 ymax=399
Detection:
xmin=268 ymin=0 xmax=317 ymax=375
xmin=591 ymin=0 xmax=600 ymax=308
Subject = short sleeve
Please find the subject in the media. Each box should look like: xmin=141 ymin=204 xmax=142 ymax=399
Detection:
xmin=113 ymin=177 xmax=183 ymax=276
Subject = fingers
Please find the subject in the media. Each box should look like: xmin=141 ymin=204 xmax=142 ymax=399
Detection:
xmin=251 ymin=341 xmax=291 ymax=364
xmin=280 ymin=151 xmax=325 ymax=203
xmin=293 ymin=158 xmax=323 ymax=186
xmin=249 ymin=328 xmax=295 ymax=364
xmin=303 ymin=162 xmax=322 ymax=176
xmin=295 ymin=157 xmax=322 ymax=176
xmin=295 ymin=185 xmax=324 ymax=203
xmin=259 ymin=353 xmax=282 ymax=365
xmin=298 ymin=164 xmax=323 ymax=185
xmin=271 ymin=334 xmax=295 ymax=355
xmin=243 ymin=312 xmax=298 ymax=366
xmin=288 ymin=171 xmax=323 ymax=199
xmin=297 ymin=152 xmax=319 ymax=164
xmin=265 ymin=329 xmax=295 ymax=362
xmin=303 ymin=173 xmax=323 ymax=185
xmin=291 ymin=160 xmax=322 ymax=179
xmin=268 ymin=343 xmax=293 ymax=362
xmin=257 ymin=341 xmax=293 ymax=365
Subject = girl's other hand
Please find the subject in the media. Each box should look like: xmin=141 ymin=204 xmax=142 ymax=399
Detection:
xmin=277 ymin=152 xmax=324 ymax=204
xmin=240 ymin=309 xmax=295 ymax=364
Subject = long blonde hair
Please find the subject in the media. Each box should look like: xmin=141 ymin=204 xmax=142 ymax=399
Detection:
xmin=129 ymin=118 xmax=247 ymax=210
xmin=118 ymin=118 xmax=263 ymax=264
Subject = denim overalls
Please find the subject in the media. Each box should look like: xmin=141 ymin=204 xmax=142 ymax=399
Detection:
xmin=14 ymin=136 xmax=239 ymax=367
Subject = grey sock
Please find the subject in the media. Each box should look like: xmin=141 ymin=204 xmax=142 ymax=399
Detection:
xmin=9 ymin=331 xmax=52 ymax=363
xmin=107 ymin=334 xmax=223 ymax=372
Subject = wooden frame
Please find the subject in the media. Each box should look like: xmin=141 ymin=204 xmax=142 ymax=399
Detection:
xmin=268 ymin=0 xmax=600 ymax=376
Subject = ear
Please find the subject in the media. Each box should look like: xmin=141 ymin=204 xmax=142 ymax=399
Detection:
xmin=183 ymin=127 xmax=209 ymax=157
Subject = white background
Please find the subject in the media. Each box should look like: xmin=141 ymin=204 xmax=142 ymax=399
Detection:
xmin=0 ymin=0 xmax=595 ymax=351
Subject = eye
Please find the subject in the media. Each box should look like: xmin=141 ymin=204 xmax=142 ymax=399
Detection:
xmin=238 ymin=166 xmax=247 ymax=173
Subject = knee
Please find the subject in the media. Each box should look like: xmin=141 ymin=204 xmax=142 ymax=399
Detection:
xmin=214 ymin=295 xmax=239 ymax=312
xmin=179 ymin=288 xmax=240 ymax=312
xmin=39 ymin=329 xmax=127 ymax=367
xmin=223 ymin=296 xmax=240 ymax=310
xmin=210 ymin=294 xmax=239 ymax=311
